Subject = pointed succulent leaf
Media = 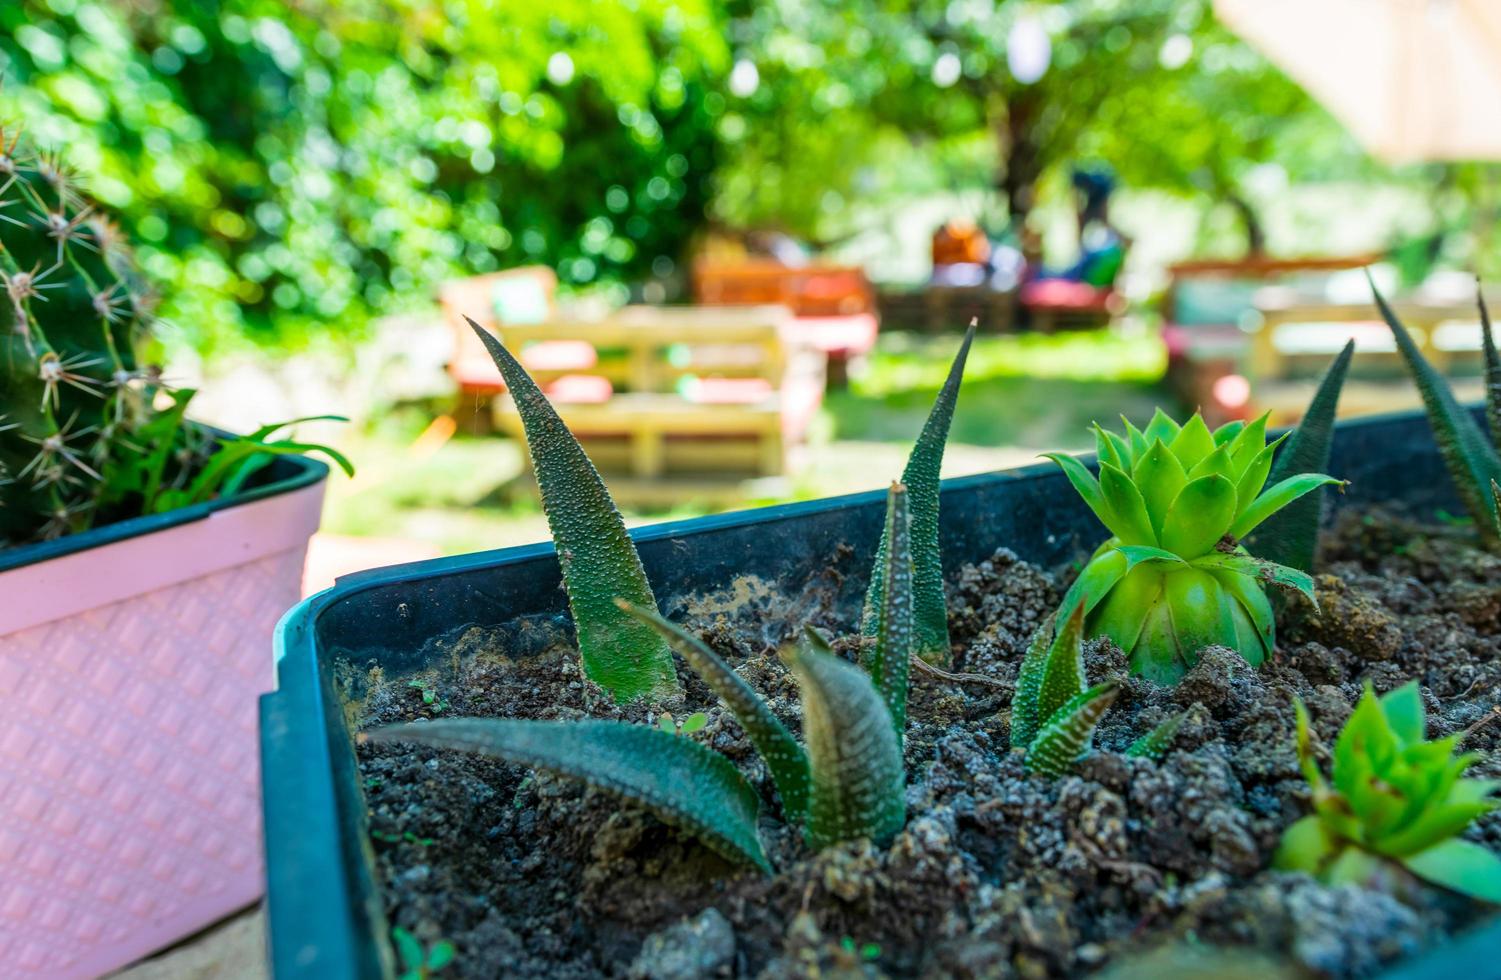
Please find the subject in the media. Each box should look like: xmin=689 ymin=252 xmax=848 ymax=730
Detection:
xmin=869 ymin=483 xmax=914 ymax=735
xmin=1043 ymin=451 xmax=1113 ymax=532
xmin=1226 ymin=412 xmax=1272 ymax=478
xmin=1037 ymin=598 xmax=1088 ymax=724
xmin=618 ymin=600 xmax=810 ymax=821
xmin=1380 ymin=681 xmax=1426 ymax=745
xmin=1143 ymin=407 xmax=1181 ymax=446
xmin=1094 ymin=423 xmax=1123 ymax=469
xmin=1372 ymin=279 xmax=1501 ymax=536
xmin=1232 ymin=433 xmax=1287 ymax=516
xmin=1121 ymin=415 xmax=1148 ymax=459
xmin=1168 ymin=413 xmax=1217 ymax=469
xmin=1025 ymin=682 xmax=1120 ymax=778
xmin=1274 ymin=814 xmax=1338 ymax=874
xmin=1010 ymin=622 xmax=1052 ymax=750
xmin=1186 ymin=444 xmax=1235 ymax=483
xmin=790 ymin=629 xmax=906 ymax=848
xmin=1125 ymin=708 xmax=1191 ymax=761
xmin=1481 ymin=285 xmax=1501 ymax=451
xmin=1246 ymin=341 xmax=1354 ymax=572
xmin=1098 ymin=463 xmax=1157 ymax=545
xmin=862 ymin=325 xmax=973 ymax=664
xmin=1212 ymin=419 xmax=1245 ymax=447
xmin=1193 ymin=551 xmax=1317 ymax=606
xmin=368 ymin=718 xmax=769 ymax=871
xmin=1161 ymin=474 xmax=1238 ymax=557
xmin=1230 ymin=473 xmax=1344 ymax=540
xmin=1133 ymin=438 xmax=1187 ymax=539
xmin=468 ymin=320 xmax=676 ymax=702
xmin=1402 ymin=839 xmax=1501 ymax=903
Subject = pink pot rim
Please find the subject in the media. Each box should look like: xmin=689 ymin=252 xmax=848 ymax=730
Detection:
xmin=0 ymin=480 xmax=325 ymax=635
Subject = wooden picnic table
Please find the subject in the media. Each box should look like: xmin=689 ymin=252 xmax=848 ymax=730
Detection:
xmin=497 ymin=304 xmax=797 ymax=392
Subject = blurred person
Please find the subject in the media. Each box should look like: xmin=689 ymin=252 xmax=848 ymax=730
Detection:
xmin=1031 ymin=165 xmax=1127 ymax=287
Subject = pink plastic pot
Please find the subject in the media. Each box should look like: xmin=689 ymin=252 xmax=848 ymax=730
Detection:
xmin=0 ymin=455 xmax=327 ymax=978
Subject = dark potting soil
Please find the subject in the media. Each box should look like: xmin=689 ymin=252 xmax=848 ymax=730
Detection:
xmin=347 ymin=507 xmax=1501 ymax=979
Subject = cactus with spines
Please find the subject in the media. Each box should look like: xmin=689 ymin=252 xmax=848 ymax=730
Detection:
xmin=0 ymin=129 xmax=351 ymax=546
xmin=0 ymin=124 xmax=158 ymax=543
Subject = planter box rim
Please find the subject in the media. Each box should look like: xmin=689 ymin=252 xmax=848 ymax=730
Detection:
xmin=0 ymin=430 xmax=328 ymax=574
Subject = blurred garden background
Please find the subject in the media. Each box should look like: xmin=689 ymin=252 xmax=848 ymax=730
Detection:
xmin=6 ymin=0 xmax=1498 ymax=566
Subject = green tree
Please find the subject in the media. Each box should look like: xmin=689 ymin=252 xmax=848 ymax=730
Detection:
xmin=1 ymin=0 xmax=728 ymax=349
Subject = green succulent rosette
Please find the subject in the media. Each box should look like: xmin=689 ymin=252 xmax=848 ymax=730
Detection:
xmin=1275 ymin=682 xmax=1501 ymax=903
xmin=1048 ymin=410 xmax=1341 ymax=683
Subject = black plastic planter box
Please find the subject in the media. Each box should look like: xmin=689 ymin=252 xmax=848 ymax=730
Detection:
xmin=261 ymin=409 xmax=1499 ymax=980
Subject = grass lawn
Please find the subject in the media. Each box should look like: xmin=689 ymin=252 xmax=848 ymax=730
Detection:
xmin=320 ymin=327 xmax=1171 ymax=556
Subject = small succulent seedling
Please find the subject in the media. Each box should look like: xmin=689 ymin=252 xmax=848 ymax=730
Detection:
xmin=468 ymin=318 xmax=677 ymax=702
xmin=1048 ymin=409 xmax=1339 ymax=683
xmin=1275 ymin=682 xmax=1501 ymax=902
xmin=391 ymin=926 xmax=456 ymax=979
xmin=657 ymin=711 xmax=708 ymax=736
xmin=1009 ymin=598 xmax=1119 ymax=777
xmin=1245 ymin=341 xmax=1355 ymax=573
xmin=1374 ymin=278 xmax=1501 ymax=543
xmin=862 ymin=324 xmax=974 ymax=665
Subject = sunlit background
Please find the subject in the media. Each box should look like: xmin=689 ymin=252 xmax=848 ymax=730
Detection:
xmin=5 ymin=0 xmax=1497 ymax=575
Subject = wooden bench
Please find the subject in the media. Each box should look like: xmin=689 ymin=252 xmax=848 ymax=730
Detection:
xmin=1159 ymin=254 xmax=1381 ymax=424
xmin=691 ymin=259 xmax=879 ymax=382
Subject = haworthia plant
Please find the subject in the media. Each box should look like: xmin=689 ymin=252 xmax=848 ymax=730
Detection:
xmin=1125 ymin=708 xmax=1190 ymax=761
xmin=1010 ymin=598 xmax=1120 ymax=778
xmin=790 ymin=628 xmax=907 ymax=848
xmin=864 ymin=483 xmax=913 ymax=736
xmin=367 ymin=718 xmax=771 ymax=871
xmin=468 ymin=318 xmax=677 ymax=702
xmin=1246 ymin=341 xmax=1354 ymax=573
xmin=619 ymin=600 xmax=811 ymax=822
xmin=862 ymin=323 xmax=975 ymax=665
xmin=1371 ymin=280 xmax=1501 ymax=543
xmin=1275 ymin=682 xmax=1501 ymax=903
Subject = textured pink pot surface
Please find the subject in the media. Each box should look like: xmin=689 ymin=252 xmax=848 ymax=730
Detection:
xmin=0 ymin=478 xmax=324 ymax=979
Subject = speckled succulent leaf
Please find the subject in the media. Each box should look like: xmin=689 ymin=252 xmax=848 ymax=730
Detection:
xmin=789 ymin=628 xmax=906 ymax=849
xmin=1482 ymin=286 xmax=1501 ymax=449
xmin=868 ymin=483 xmax=913 ymax=736
xmin=1372 ymin=278 xmax=1501 ymax=539
xmin=1279 ymin=683 xmax=1501 ymax=893
xmin=1036 ymin=598 xmax=1088 ymax=723
xmin=368 ymin=718 xmax=769 ymax=872
xmin=618 ymin=600 xmax=810 ymax=822
xmin=1247 ymin=341 xmax=1354 ymax=572
xmin=468 ymin=319 xmax=677 ymax=702
xmin=1125 ymin=707 xmax=1191 ymax=760
xmin=1010 ymin=622 xmax=1053 ymax=750
xmin=1403 ymin=839 xmax=1501 ymax=903
xmin=861 ymin=325 xmax=972 ymax=664
xmin=1024 ymin=682 xmax=1120 ymax=778
xmin=1230 ymin=473 xmax=1344 ymax=540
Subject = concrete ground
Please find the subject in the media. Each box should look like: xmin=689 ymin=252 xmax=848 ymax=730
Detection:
xmin=111 ymin=907 xmax=266 ymax=980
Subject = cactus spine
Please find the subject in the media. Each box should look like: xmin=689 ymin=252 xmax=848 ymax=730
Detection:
xmin=0 ymin=125 xmax=156 ymax=544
